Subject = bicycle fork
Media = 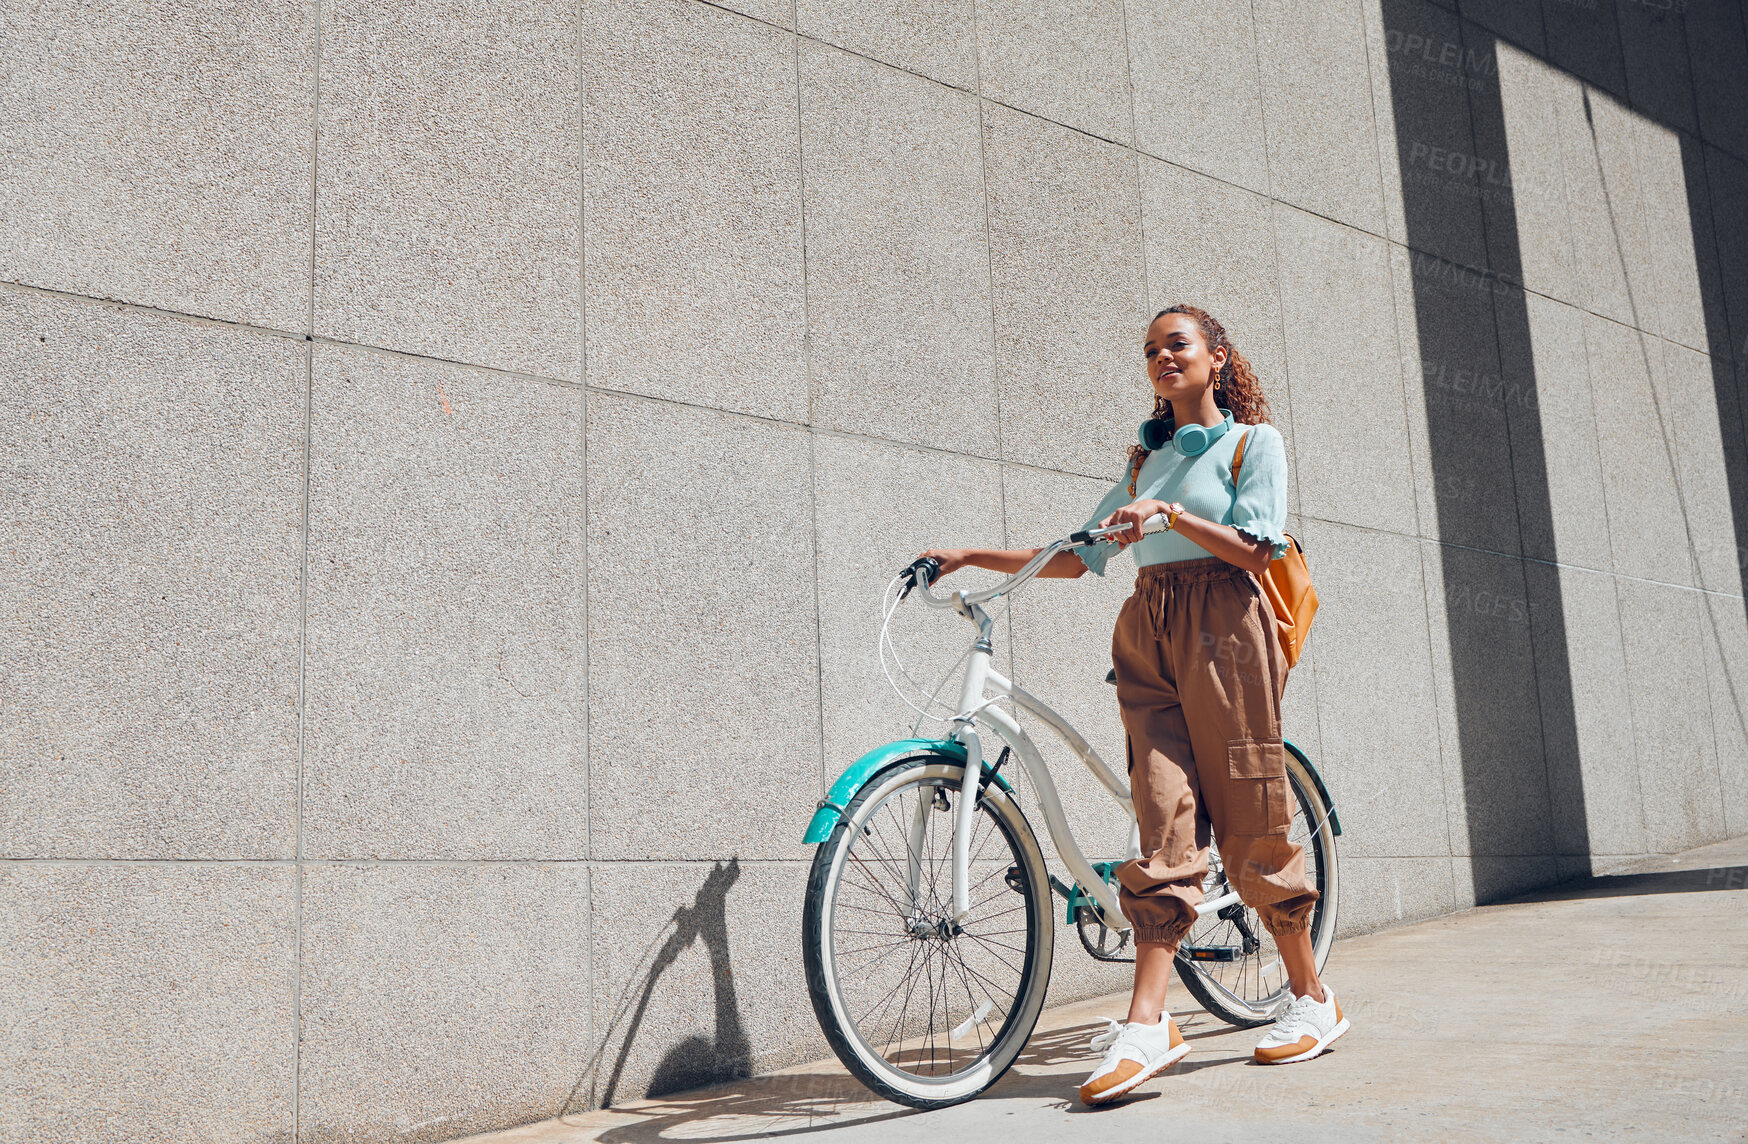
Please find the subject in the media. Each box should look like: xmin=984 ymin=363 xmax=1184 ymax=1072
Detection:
xmin=897 ymin=634 xmax=994 ymax=929
xmin=948 ymin=638 xmax=994 ymax=922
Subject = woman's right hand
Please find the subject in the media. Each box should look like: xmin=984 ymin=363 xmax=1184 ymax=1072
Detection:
xmin=917 ymin=548 xmax=971 ymax=578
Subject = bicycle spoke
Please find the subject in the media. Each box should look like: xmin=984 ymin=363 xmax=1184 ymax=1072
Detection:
xmin=957 ymin=902 xmax=1020 ymax=930
xmin=859 ymin=936 xmax=925 ymax=1055
xmin=940 ymin=944 xmax=1012 ymax=1035
xmin=830 ymin=897 xmax=913 ymax=919
xmin=836 ymin=942 xmax=910 ymax=982
xmin=940 ymin=942 xmax=989 ymax=1059
xmin=925 ymin=936 xmax=943 ymax=1073
xmin=958 ymin=945 xmax=1023 ymax=983
xmin=882 ymin=937 xmax=929 ymax=1061
xmin=850 ymin=812 xmax=931 ymax=913
xmin=842 ymin=854 xmax=915 ymax=921
xmin=950 ymin=952 xmax=1021 ymax=1012
xmin=957 ymin=933 xmax=1029 ymax=958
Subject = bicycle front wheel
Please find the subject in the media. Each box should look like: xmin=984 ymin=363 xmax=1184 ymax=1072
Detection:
xmin=1174 ymin=747 xmax=1340 ymax=1027
xmin=802 ymin=757 xmax=1053 ymax=1109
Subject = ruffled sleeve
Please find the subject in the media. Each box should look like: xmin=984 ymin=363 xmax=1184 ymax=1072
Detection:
xmin=1231 ymin=424 xmax=1290 ymax=561
xmin=1073 ymin=469 xmax=1134 ymax=577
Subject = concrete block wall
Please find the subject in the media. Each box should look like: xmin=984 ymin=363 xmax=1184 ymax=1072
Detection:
xmin=4 ymin=1 xmax=1746 ymax=1141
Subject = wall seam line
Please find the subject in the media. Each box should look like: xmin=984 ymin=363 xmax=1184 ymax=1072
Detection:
xmin=293 ymin=341 xmax=313 ymax=1144
xmin=577 ymin=0 xmax=591 ymax=867
xmin=294 ymin=0 xmax=322 ymax=1134
xmin=968 ymin=11 xmax=1003 ymax=470
xmin=964 ymin=0 xmax=1025 ymax=695
xmin=574 ymin=0 xmax=595 ymax=1114
xmin=790 ymin=20 xmax=829 ymax=801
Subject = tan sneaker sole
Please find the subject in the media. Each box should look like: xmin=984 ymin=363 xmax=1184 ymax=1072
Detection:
xmin=1078 ymin=1039 xmax=1191 ymax=1105
xmin=1253 ymin=1016 xmax=1350 ymax=1064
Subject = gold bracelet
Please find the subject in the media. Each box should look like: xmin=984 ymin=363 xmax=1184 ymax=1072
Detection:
xmin=1165 ymin=503 xmax=1183 ymax=531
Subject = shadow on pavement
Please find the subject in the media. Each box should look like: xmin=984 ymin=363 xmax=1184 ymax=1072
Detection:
xmin=586 ymin=1017 xmax=1141 ymax=1142
xmin=585 ymin=1009 xmax=1288 ymax=1142
xmin=1502 ymin=864 xmax=1748 ymax=902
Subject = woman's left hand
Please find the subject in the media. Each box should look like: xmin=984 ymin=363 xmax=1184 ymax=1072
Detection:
xmin=1097 ymin=499 xmax=1171 ymax=546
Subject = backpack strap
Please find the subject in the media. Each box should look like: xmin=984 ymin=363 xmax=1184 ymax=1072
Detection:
xmin=1231 ymin=428 xmax=1250 ymax=485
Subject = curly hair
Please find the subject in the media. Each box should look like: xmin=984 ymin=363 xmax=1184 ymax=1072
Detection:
xmin=1125 ymin=304 xmax=1273 ymax=478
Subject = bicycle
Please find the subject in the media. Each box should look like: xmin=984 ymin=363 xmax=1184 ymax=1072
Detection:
xmin=799 ymin=513 xmax=1342 ymax=1109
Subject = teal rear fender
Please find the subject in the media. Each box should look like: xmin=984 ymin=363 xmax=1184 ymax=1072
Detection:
xmin=1284 ymin=738 xmax=1341 ymax=836
xmin=803 ymin=738 xmax=1014 ymax=844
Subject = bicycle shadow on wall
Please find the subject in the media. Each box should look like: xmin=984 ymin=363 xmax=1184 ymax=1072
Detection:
xmin=566 ymin=858 xmax=754 ymax=1111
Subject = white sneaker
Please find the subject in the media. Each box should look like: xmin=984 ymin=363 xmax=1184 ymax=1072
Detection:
xmin=1077 ymin=1011 xmax=1191 ymax=1105
xmin=1253 ymin=985 xmax=1349 ymax=1064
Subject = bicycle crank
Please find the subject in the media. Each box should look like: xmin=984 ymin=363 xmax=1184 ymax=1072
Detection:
xmin=1073 ymin=905 xmax=1134 ymax=963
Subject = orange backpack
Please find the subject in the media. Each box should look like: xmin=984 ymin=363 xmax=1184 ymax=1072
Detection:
xmin=1231 ymin=429 xmax=1319 ymax=669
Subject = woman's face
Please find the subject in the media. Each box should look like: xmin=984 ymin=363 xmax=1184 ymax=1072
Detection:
xmin=1145 ymin=314 xmax=1227 ymax=403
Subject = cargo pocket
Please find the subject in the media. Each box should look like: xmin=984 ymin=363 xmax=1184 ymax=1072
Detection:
xmin=1226 ymin=737 xmax=1290 ymax=835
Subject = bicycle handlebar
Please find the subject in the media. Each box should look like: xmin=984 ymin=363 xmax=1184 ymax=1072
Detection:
xmin=902 ymin=513 xmax=1170 ymax=612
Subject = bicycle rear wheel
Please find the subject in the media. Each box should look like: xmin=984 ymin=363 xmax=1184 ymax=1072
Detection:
xmin=802 ymin=756 xmax=1053 ymax=1109
xmin=1174 ymin=748 xmax=1340 ymax=1027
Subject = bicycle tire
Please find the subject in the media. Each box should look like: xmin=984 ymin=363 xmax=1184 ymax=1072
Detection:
xmin=1173 ymin=749 xmax=1340 ymax=1027
xmin=802 ymin=757 xmax=1054 ymax=1109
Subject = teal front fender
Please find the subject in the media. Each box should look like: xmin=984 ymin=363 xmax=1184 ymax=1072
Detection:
xmin=803 ymin=738 xmax=1013 ymax=845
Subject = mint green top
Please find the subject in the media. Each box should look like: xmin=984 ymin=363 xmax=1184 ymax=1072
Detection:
xmin=1075 ymin=417 xmax=1290 ymax=576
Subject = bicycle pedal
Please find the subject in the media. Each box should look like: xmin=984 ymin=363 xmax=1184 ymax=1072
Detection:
xmin=1180 ymin=944 xmax=1241 ymax=962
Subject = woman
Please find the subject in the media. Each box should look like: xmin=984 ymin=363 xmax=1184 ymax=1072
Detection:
xmin=919 ymin=305 xmax=1345 ymax=1106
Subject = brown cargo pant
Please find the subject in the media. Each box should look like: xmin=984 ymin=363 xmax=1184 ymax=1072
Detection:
xmin=1111 ymin=555 xmax=1319 ymax=948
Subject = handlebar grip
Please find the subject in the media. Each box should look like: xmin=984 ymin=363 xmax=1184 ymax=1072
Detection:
xmin=1137 ymin=512 xmax=1171 ymax=536
xmin=899 ymin=556 xmax=942 ymax=599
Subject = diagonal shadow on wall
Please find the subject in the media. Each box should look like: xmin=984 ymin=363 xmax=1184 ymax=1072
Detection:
xmin=1380 ymin=0 xmax=1748 ymax=898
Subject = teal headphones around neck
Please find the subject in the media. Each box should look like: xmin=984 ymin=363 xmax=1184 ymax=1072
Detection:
xmin=1139 ymin=407 xmax=1235 ymax=456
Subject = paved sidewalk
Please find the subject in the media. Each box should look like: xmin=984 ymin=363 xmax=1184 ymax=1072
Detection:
xmin=454 ymin=837 xmax=1748 ymax=1144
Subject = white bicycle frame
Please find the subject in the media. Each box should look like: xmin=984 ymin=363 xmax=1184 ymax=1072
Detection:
xmin=909 ymin=516 xmax=1249 ymax=931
